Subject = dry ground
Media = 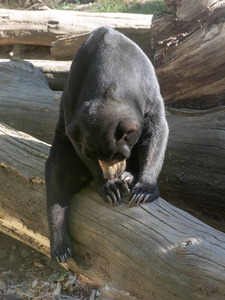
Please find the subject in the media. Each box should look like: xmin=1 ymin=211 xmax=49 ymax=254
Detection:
xmin=0 ymin=232 xmax=97 ymax=300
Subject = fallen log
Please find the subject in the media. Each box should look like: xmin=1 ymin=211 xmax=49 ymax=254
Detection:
xmin=151 ymin=0 xmax=225 ymax=109
xmin=0 ymin=9 xmax=153 ymax=59
xmin=50 ymin=33 xmax=90 ymax=60
xmin=1 ymin=59 xmax=224 ymax=231
xmin=161 ymin=107 xmax=225 ymax=232
xmin=20 ymin=59 xmax=71 ymax=90
xmin=50 ymin=28 xmax=154 ymax=61
xmin=0 ymin=58 xmax=62 ymax=144
xmin=0 ymin=122 xmax=225 ymax=300
xmin=0 ymin=58 xmax=70 ymax=90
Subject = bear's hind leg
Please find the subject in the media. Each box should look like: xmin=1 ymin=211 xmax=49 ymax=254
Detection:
xmin=45 ymin=130 xmax=92 ymax=262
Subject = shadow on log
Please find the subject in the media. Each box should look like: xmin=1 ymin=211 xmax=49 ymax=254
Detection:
xmin=0 ymin=123 xmax=225 ymax=300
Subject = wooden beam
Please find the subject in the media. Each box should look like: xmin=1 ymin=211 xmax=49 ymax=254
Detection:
xmin=0 ymin=122 xmax=225 ymax=300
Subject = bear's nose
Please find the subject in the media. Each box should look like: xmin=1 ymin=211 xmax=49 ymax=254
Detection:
xmin=99 ymin=150 xmax=114 ymax=161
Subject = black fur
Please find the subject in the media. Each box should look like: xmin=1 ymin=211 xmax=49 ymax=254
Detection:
xmin=45 ymin=26 xmax=169 ymax=262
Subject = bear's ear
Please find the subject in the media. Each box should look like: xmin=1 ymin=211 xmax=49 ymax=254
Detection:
xmin=115 ymin=119 xmax=139 ymax=141
xmin=66 ymin=121 xmax=80 ymax=142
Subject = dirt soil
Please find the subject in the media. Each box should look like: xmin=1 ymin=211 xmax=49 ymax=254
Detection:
xmin=0 ymin=232 xmax=98 ymax=300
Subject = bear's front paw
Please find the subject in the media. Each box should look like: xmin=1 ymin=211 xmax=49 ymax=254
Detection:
xmin=128 ymin=182 xmax=159 ymax=207
xmin=100 ymin=178 xmax=130 ymax=205
xmin=50 ymin=231 xmax=73 ymax=263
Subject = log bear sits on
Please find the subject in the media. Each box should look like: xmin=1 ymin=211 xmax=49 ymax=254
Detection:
xmin=45 ymin=26 xmax=169 ymax=263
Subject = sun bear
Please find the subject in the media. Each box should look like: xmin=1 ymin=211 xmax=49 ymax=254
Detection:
xmin=45 ymin=26 xmax=169 ymax=262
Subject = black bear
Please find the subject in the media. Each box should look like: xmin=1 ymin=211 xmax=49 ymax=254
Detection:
xmin=45 ymin=26 xmax=169 ymax=263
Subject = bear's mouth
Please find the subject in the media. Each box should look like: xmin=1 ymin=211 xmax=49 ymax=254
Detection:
xmin=98 ymin=159 xmax=126 ymax=180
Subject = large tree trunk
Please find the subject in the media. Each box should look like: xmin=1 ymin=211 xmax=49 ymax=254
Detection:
xmin=1 ymin=59 xmax=224 ymax=231
xmin=151 ymin=0 xmax=225 ymax=109
xmin=0 ymin=122 xmax=225 ymax=300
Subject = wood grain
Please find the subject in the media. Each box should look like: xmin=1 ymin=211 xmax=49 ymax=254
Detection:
xmin=0 ymin=123 xmax=225 ymax=299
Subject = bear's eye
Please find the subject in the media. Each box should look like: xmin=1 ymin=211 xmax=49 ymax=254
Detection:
xmin=127 ymin=129 xmax=134 ymax=134
xmin=124 ymin=130 xmax=134 ymax=141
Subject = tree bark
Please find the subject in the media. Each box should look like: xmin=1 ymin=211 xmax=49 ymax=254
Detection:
xmin=151 ymin=0 xmax=225 ymax=109
xmin=1 ymin=59 xmax=224 ymax=231
xmin=0 ymin=9 xmax=153 ymax=59
xmin=0 ymin=122 xmax=225 ymax=300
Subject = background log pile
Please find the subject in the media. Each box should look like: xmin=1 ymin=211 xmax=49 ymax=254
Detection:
xmin=0 ymin=1 xmax=225 ymax=299
xmin=0 ymin=9 xmax=153 ymax=60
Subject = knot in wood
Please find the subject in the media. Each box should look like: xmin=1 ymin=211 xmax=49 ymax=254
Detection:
xmin=47 ymin=20 xmax=59 ymax=29
xmin=177 ymin=237 xmax=200 ymax=253
xmin=48 ymin=20 xmax=59 ymax=25
xmin=180 ymin=240 xmax=192 ymax=249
